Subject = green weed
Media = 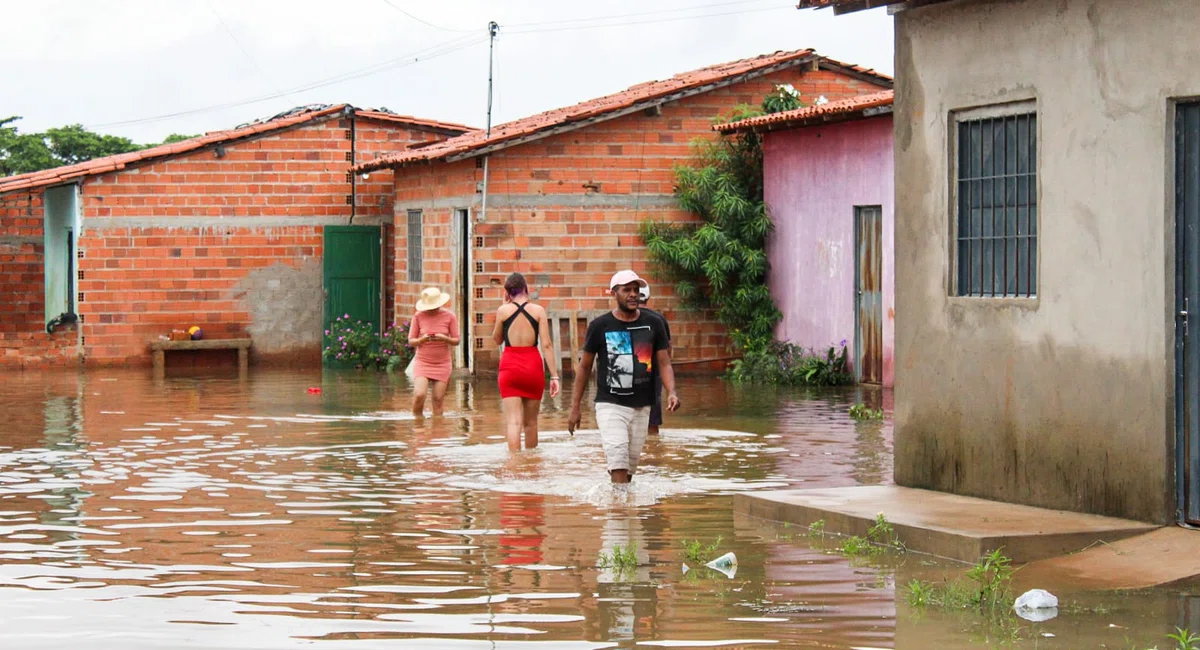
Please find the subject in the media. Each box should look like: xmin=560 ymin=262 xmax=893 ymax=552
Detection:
xmin=681 ymin=536 xmax=723 ymax=565
xmin=849 ymin=403 xmax=885 ymax=420
xmin=1166 ymin=626 xmax=1200 ymax=650
xmin=905 ymin=548 xmax=1016 ymax=615
xmin=807 ymin=519 xmax=826 ymax=539
xmin=599 ymin=543 xmax=639 ymax=571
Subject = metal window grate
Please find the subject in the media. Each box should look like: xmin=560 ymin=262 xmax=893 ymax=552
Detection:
xmin=406 ymin=209 xmax=423 ymax=283
xmin=956 ymin=112 xmax=1037 ymax=297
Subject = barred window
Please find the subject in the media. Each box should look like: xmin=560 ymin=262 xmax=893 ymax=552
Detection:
xmin=407 ymin=209 xmax=423 ymax=283
xmin=955 ymin=108 xmax=1037 ymax=297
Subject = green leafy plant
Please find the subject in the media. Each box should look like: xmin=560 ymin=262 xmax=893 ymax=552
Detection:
xmin=599 ymin=543 xmax=639 ymax=571
xmin=681 ymin=536 xmax=723 ymax=565
xmin=849 ymin=403 xmax=885 ymax=420
xmin=1165 ymin=627 xmax=1200 ymax=650
xmin=378 ymin=320 xmax=415 ymax=372
xmin=906 ymin=579 xmax=933 ymax=607
xmin=640 ymin=87 xmax=802 ymax=360
xmin=807 ymin=519 xmax=826 ymax=539
xmin=905 ymin=549 xmax=1017 ymax=615
xmin=322 ymin=316 xmax=414 ymax=371
xmin=727 ymin=340 xmax=854 ymax=386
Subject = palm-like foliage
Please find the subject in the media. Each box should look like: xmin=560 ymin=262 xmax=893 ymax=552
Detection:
xmin=639 ymin=86 xmax=801 ymax=350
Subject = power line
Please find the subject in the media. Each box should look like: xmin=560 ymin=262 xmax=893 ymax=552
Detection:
xmin=89 ymin=33 xmax=487 ymax=129
xmin=506 ymin=3 xmax=795 ymax=35
xmin=206 ymin=0 xmax=299 ymax=106
xmin=378 ymin=0 xmax=475 ymax=33
xmin=505 ymin=0 xmax=780 ymax=29
xmin=86 ymin=2 xmax=796 ymax=130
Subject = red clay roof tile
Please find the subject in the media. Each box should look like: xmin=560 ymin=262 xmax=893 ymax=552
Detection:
xmin=355 ymin=49 xmax=892 ymax=172
xmin=0 ymin=105 xmax=475 ymax=196
xmin=797 ymin=0 xmax=950 ymax=13
xmin=714 ymin=89 xmax=893 ymax=132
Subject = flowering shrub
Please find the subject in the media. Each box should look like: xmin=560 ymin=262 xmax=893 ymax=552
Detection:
xmin=727 ymin=339 xmax=853 ymax=386
xmin=323 ymin=315 xmax=414 ymax=371
xmin=378 ymin=321 xmax=414 ymax=372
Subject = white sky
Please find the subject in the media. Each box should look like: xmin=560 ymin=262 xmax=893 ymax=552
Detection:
xmin=3 ymin=0 xmax=892 ymax=143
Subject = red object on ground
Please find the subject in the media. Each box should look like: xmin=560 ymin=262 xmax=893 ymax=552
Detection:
xmin=307 ymin=387 xmax=322 ymax=394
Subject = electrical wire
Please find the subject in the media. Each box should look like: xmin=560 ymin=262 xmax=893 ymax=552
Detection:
xmin=86 ymin=2 xmax=797 ymax=130
xmin=504 ymin=0 xmax=780 ymax=29
xmin=506 ymin=3 xmax=795 ymax=35
xmin=378 ymin=0 xmax=475 ymax=33
xmin=206 ymin=0 xmax=300 ymax=106
xmin=89 ymin=33 xmax=487 ymax=128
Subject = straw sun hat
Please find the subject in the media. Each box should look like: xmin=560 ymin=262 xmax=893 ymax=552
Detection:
xmin=415 ymin=287 xmax=451 ymax=312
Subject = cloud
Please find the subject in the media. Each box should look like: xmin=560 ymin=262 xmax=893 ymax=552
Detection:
xmin=3 ymin=0 xmax=892 ymax=143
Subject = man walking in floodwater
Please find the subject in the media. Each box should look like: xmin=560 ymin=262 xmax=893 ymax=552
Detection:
xmin=568 ymin=270 xmax=680 ymax=483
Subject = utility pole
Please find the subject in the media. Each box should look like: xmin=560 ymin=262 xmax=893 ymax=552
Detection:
xmin=479 ymin=20 xmax=498 ymax=223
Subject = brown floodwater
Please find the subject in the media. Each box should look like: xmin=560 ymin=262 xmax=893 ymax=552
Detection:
xmin=0 ymin=368 xmax=1197 ymax=649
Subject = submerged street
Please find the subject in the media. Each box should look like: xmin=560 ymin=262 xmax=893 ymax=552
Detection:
xmin=0 ymin=369 xmax=1190 ymax=648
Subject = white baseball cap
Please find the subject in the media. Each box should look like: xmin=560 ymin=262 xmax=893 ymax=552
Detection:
xmin=609 ymin=270 xmax=648 ymax=290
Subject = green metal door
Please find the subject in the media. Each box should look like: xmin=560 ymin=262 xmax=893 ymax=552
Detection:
xmin=324 ymin=226 xmax=382 ymax=365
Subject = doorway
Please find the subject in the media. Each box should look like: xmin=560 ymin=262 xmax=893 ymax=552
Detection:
xmin=453 ymin=208 xmax=472 ymax=371
xmin=854 ymin=205 xmax=883 ymax=384
xmin=323 ymin=226 xmax=382 ymax=366
xmin=1176 ymin=101 xmax=1200 ymax=524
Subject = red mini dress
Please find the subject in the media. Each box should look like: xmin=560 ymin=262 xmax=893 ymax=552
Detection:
xmin=497 ymin=303 xmax=546 ymax=400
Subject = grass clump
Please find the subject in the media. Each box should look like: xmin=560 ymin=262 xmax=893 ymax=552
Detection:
xmin=849 ymin=403 xmax=884 ymax=420
xmin=681 ymin=536 xmax=723 ymax=565
xmin=1143 ymin=627 xmax=1200 ymax=650
xmin=906 ymin=548 xmax=1016 ymax=614
xmin=835 ymin=513 xmax=906 ymax=557
xmin=599 ymin=543 xmax=639 ymax=572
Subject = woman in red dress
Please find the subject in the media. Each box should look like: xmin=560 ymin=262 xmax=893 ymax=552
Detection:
xmin=409 ymin=287 xmax=460 ymax=417
xmin=492 ymin=273 xmax=560 ymax=451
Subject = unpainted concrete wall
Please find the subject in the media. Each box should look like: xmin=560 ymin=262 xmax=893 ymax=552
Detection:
xmin=763 ymin=115 xmax=895 ymax=386
xmin=893 ymin=0 xmax=1200 ymax=522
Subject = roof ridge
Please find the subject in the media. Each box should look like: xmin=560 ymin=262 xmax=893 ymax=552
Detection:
xmin=715 ymin=89 xmax=894 ymax=132
xmin=356 ymin=47 xmax=891 ymax=172
xmin=0 ymin=104 xmax=473 ymax=195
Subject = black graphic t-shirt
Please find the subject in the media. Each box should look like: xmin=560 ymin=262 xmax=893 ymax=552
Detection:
xmin=583 ymin=311 xmax=670 ymax=408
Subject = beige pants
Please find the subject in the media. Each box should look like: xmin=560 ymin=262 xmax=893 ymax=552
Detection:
xmin=595 ymin=402 xmax=651 ymax=474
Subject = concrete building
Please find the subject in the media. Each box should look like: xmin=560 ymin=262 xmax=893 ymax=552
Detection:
xmin=802 ymin=0 xmax=1200 ymax=524
xmin=0 ymin=105 xmax=471 ymax=368
xmin=356 ymin=49 xmax=892 ymax=375
xmin=718 ymin=91 xmax=895 ymax=386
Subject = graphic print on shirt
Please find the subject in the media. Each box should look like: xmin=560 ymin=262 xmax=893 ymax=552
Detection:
xmin=604 ymin=326 xmax=654 ymax=394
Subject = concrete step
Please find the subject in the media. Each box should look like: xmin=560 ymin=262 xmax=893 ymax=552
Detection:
xmin=1016 ymin=526 xmax=1200 ymax=590
xmin=734 ymin=485 xmax=1159 ymax=563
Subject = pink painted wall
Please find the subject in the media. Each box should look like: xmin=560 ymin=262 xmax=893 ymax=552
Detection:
xmin=763 ymin=115 xmax=895 ymax=386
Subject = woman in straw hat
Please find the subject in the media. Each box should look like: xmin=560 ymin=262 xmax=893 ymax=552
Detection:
xmin=491 ymin=272 xmax=561 ymax=451
xmin=408 ymin=287 xmax=460 ymax=416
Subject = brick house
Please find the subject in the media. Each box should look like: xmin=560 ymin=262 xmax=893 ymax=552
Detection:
xmin=0 ymin=105 xmax=472 ymax=368
xmin=717 ymin=91 xmax=895 ymax=386
xmin=356 ymin=49 xmax=892 ymax=375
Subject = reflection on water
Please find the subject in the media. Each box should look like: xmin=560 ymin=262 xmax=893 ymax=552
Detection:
xmin=0 ymin=369 xmax=1188 ymax=649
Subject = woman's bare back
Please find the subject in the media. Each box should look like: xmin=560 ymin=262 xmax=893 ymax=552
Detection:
xmin=497 ymin=301 xmax=544 ymax=348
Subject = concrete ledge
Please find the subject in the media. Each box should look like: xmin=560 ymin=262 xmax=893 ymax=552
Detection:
xmin=1016 ymin=527 xmax=1200 ymax=590
xmin=734 ymin=485 xmax=1159 ymax=564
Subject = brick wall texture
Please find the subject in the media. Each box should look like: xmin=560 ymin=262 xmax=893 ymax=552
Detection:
xmin=1 ymin=113 xmax=454 ymax=367
xmin=391 ymin=68 xmax=887 ymax=373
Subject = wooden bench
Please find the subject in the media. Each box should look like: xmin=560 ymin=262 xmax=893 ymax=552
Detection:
xmin=151 ymin=338 xmax=252 ymax=378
